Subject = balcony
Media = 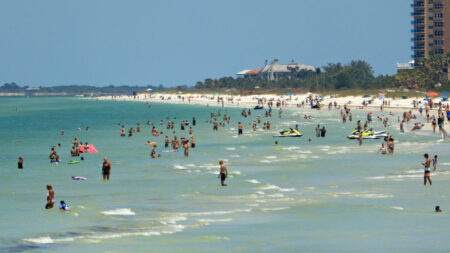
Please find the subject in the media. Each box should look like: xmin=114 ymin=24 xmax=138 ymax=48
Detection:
xmin=411 ymin=46 xmax=425 ymax=50
xmin=411 ymin=1 xmax=425 ymax=7
xmin=411 ymin=28 xmax=425 ymax=33
xmin=411 ymin=12 xmax=425 ymax=16
xmin=411 ymin=20 xmax=425 ymax=24
xmin=411 ymin=54 xmax=425 ymax=58
xmin=411 ymin=37 xmax=425 ymax=41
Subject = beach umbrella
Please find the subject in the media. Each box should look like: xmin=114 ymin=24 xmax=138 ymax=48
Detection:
xmin=427 ymin=92 xmax=439 ymax=96
xmin=286 ymin=93 xmax=292 ymax=96
xmin=363 ymin=95 xmax=370 ymax=98
xmin=440 ymin=95 xmax=448 ymax=99
xmin=442 ymin=91 xmax=449 ymax=94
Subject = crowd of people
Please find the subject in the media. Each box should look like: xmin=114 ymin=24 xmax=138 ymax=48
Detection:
xmin=13 ymin=95 xmax=447 ymax=212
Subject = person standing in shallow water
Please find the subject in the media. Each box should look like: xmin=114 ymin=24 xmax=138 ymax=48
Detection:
xmin=102 ymin=157 xmax=111 ymax=181
xmin=218 ymin=160 xmax=228 ymax=186
xmin=423 ymin=153 xmax=432 ymax=186
xmin=18 ymin=157 xmax=23 ymax=169
xmin=45 ymin=184 xmax=54 ymax=209
xmin=183 ymin=140 xmax=189 ymax=157
xmin=238 ymin=122 xmax=243 ymax=135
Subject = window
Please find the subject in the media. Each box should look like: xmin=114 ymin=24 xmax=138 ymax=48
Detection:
xmin=435 ymin=30 xmax=443 ymax=36
xmin=429 ymin=34 xmax=434 ymax=38
xmin=435 ymin=13 xmax=443 ymax=18
xmin=415 ymin=27 xmax=425 ymax=32
xmin=429 ymin=16 xmax=434 ymax=20
xmin=435 ymin=49 xmax=444 ymax=54
xmin=428 ymin=0 xmax=433 ymax=3
xmin=435 ymin=3 xmax=443 ymax=9
xmin=435 ymin=40 xmax=444 ymax=45
xmin=429 ymin=8 xmax=434 ymax=11
xmin=429 ymin=43 xmax=434 ymax=47
xmin=435 ymin=21 xmax=443 ymax=27
xmin=429 ymin=25 xmax=434 ymax=29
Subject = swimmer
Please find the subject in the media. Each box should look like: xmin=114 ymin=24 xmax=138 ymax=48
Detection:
xmin=411 ymin=123 xmax=424 ymax=131
xmin=377 ymin=143 xmax=387 ymax=155
xmin=72 ymin=176 xmax=87 ymax=180
xmin=59 ymin=200 xmax=70 ymax=211
xmin=218 ymin=160 xmax=228 ymax=186
xmin=274 ymin=141 xmax=278 ymax=146
xmin=435 ymin=206 xmax=442 ymax=212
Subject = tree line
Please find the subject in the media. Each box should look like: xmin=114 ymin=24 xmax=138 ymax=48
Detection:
xmin=194 ymin=59 xmax=450 ymax=91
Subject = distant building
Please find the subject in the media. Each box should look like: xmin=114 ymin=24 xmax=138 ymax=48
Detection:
xmin=25 ymin=87 xmax=40 ymax=90
xmin=411 ymin=0 xmax=450 ymax=62
xmin=237 ymin=59 xmax=315 ymax=81
xmin=397 ymin=60 xmax=415 ymax=71
xmin=236 ymin=69 xmax=260 ymax=79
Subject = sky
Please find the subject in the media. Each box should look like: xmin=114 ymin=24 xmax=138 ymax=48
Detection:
xmin=0 ymin=0 xmax=411 ymax=87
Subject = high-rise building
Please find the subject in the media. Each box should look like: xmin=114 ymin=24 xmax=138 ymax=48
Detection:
xmin=411 ymin=0 xmax=450 ymax=63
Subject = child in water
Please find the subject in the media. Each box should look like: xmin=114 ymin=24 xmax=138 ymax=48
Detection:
xmin=432 ymin=155 xmax=438 ymax=170
xmin=59 ymin=200 xmax=70 ymax=211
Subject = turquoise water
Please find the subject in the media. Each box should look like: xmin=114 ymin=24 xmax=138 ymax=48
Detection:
xmin=0 ymin=97 xmax=449 ymax=252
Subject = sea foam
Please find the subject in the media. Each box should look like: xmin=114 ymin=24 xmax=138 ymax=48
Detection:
xmin=101 ymin=208 xmax=136 ymax=216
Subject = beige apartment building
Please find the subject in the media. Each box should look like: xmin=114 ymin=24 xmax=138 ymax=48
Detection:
xmin=412 ymin=0 xmax=450 ymax=62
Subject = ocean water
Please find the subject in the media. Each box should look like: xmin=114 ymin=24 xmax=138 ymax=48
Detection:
xmin=0 ymin=97 xmax=449 ymax=252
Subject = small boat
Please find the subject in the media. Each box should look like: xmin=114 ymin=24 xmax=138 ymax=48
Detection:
xmin=274 ymin=128 xmax=302 ymax=137
xmin=347 ymin=129 xmax=388 ymax=139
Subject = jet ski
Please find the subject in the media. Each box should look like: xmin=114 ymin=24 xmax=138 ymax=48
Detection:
xmin=274 ymin=128 xmax=302 ymax=137
xmin=347 ymin=129 xmax=388 ymax=139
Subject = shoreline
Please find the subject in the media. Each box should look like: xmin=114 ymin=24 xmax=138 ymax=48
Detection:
xmin=94 ymin=93 xmax=450 ymax=134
